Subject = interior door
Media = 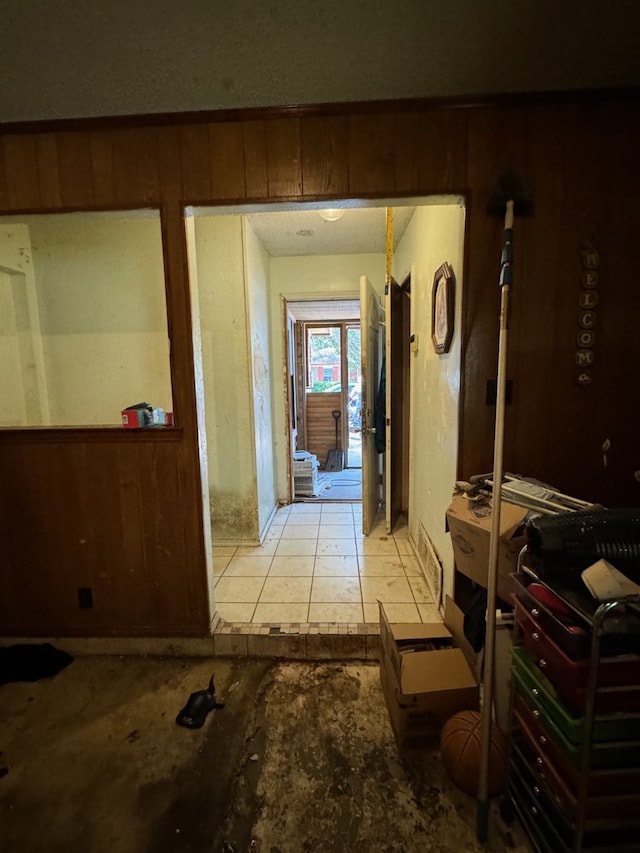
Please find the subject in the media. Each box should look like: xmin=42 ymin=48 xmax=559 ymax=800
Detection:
xmin=360 ymin=275 xmax=382 ymax=534
xmin=285 ymin=310 xmax=297 ymax=502
xmin=384 ymin=277 xmax=403 ymax=533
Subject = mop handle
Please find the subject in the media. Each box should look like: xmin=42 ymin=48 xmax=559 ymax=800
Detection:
xmin=476 ymin=199 xmax=514 ymax=841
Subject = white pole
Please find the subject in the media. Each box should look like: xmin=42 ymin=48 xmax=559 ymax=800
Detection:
xmin=476 ymin=199 xmax=513 ymax=841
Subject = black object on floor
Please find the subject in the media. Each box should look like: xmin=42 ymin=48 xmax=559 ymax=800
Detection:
xmin=325 ymin=410 xmax=344 ymax=472
xmin=0 ymin=643 xmax=74 ymax=686
xmin=176 ymin=675 xmax=225 ymax=729
xmin=463 ymin=587 xmax=488 ymax=653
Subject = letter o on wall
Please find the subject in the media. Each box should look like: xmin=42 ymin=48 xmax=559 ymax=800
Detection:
xmin=577 ymin=330 xmax=595 ymax=347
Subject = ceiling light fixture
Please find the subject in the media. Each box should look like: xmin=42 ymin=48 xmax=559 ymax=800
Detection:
xmin=318 ymin=209 xmax=345 ymax=222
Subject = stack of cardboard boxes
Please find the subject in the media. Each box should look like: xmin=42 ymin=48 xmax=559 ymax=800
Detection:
xmin=379 ymin=599 xmax=479 ymax=749
xmin=445 ymin=494 xmax=528 ymax=604
xmin=380 ymin=493 xmax=529 ymax=748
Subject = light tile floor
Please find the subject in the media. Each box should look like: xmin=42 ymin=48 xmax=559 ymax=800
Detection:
xmin=213 ymin=502 xmax=442 ymax=625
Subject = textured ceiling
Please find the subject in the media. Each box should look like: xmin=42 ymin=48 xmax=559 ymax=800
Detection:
xmin=287 ymin=300 xmax=360 ymax=322
xmin=246 ymin=206 xmax=415 ymax=257
xmin=1 ymin=1 xmax=638 ymax=123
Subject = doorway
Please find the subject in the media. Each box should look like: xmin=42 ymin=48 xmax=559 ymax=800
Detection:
xmin=187 ymin=197 xmax=465 ymax=604
xmin=384 ymin=272 xmax=412 ymax=534
xmin=285 ymin=299 xmax=363 ymax=503
xmin=187 ymin=198 xmax=466 ymax=629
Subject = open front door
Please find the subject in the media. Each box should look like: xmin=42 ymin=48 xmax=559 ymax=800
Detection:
xmin=360 ymin=275 xmax=382 ymax=534
xmin=285 ymin=308 xmax=298 ymax=503
xmin=384 ymin=277 xmax=403 ymax=533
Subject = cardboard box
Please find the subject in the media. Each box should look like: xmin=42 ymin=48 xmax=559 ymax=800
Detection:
xmin=445 ymin=494 xmax=528 ymax=603
xmin=379 ymin=598 xmax=479 ymax=749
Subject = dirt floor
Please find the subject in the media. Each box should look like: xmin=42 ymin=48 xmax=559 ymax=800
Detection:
xmin=0 ymin=653 xmax=526 ymax=853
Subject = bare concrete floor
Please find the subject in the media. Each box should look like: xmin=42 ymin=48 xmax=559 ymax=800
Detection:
xmin=0 ymin=655 xmax=527 ymax=853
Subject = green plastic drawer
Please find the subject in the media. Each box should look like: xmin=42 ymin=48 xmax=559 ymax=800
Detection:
xmin=513 ymin=646 xmax=640 ymax=745
xmin=515 ymin=691 xmax=640 ymax=770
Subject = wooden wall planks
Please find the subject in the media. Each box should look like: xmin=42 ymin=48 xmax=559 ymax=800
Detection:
xmin=35 ymin=133 xmax=63 ymax=207
xmin=301 ymin=115 xmax=349 ymax=198
xmin=112 ymin=127 xmax=160 ymax=206
xmin=209 ymin=121 xmax=246 ymax=200
xmin=2 ymin=134 xmax=41 ymax=208
xmin=0 ymin=432 xmax=208 ymax=636
xmin=56 ymin=131 xmax=97 ymax=208
xmin=242 ymin=120 xmax=269 ymax=200
xmin=305 ymin=393 xmax=344 ymax=466
xmin=0 ymin=93 xmax=638 ymax=636
xmin=266 ymin=117 xmax=303 ymax=198
xmin=347 ymin=112 xmax=397 ymax=195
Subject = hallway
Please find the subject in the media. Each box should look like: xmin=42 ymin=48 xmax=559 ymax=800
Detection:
xmin=304 ymin=467 xmax=363 ymax=501
xmin=213 ymin=501 xmax=440 ymax=627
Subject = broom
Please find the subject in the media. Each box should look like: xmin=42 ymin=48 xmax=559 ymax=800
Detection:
xmin=476 ymin=171 xmax=534 ymax=842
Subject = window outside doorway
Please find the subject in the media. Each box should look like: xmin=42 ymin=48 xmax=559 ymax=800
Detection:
xmin=303 ymin=321 xmax=361 ymax=470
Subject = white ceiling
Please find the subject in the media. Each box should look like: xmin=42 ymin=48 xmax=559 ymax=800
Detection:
xmin=246 ymin=206 xmax=415 ymax=257
xmin=194 ymin=196 xmax=463 ymax=320
xmin=1 ymin=3 xmax=638 ymax=123
xmin=194 ymin=195 xmax=463 ymax=258
xmin=287 ymin=299 xmax=361 ymax=322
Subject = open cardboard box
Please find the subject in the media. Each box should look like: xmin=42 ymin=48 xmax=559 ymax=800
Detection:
xmin=379 ymin=597 xmax=479 ymax=749
xmin=445 ymin=493 xmax=528 ymax=603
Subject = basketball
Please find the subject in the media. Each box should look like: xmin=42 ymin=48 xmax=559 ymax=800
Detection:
xmin=439 ymin=710 xmax=507 ymax=796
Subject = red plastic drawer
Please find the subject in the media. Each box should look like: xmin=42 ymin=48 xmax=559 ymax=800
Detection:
xmin=513 ymin=573 xmax=590 ymax=659
xmin=514 ymin=733 xmax=640 ymax=824
xmin=514 ymin=597 xmax=640 ymax=692
xmin=514 ymin=697 xmax=640 ymax=798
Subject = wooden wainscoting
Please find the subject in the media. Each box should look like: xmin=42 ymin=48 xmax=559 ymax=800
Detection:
xmin=0 ymin=429 xmax=210 ymax=637
xmin=305 ymin=393 xmax=344 ymax=468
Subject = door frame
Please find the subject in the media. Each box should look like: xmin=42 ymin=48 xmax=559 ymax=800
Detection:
xmin=281 ymin=295 xmax=362 ymax=501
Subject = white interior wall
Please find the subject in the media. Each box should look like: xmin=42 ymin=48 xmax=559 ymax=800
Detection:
xmin=268 ymin=253 xmax=386 ymax=502
xmin=193 ymin=214 xmax=260 ymax=543
xmin=243 ymin=219 xmax=278 ymax=537
xmin=0 ymin=270 xmax=26 ymax=425
xmin=24 ymin=215 xmax=172 ymax=425
xmin=0 ymin=224 xmax=50 ymax=426
xmin=0 ymin=217 xmax=170 ymax=427
xmin=394 ymin=202 xmax=466 ymax=602
xmin=184 ymin=215 xmax=216 ymax=626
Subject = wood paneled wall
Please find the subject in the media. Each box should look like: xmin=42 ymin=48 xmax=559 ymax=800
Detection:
xmin=0 ymin=430 xmax=206 ymax=636
xmin=305 ymin=393 xmax=344 ymax=467
xmin=1 ymin=93 xmax=638 ymax=636
xmin=462 ymin=101 xmax=639 ymax=506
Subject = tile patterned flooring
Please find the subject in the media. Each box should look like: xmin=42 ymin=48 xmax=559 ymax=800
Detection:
xmin=213 ymin=501 xmax=441 ymax=627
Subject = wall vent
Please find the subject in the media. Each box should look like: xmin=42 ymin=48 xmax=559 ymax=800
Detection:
xmin=417 ymin=523 xmax=443 ymax=608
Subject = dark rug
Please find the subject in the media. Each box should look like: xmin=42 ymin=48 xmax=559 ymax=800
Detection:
xmin=0 ymin=643 xmax=74 ymax=686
